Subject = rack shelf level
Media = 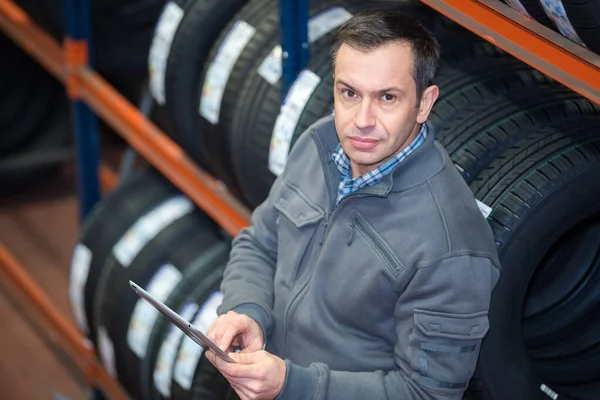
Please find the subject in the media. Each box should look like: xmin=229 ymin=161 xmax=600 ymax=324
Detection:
xmin=0 ymin=0 xmax=252 ymax=237
xmin=419 ymin=0 xmax=600 ymax=105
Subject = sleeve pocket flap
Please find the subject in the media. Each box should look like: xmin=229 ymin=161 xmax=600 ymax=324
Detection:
xmin=274 ymin=181 xmax=324 ymax=228
xmin=414 ymin=309 xmax=489 ymax=340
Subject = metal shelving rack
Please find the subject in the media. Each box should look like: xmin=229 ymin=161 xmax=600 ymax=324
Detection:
xmin=0 ymin=0 xmax=598 ymax=398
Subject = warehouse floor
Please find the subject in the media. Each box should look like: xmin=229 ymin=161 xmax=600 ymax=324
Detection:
xmin=0 ymin=139 xmax=125 ymax=400
xmin=0 ymin=170 xmax=87 ymax=400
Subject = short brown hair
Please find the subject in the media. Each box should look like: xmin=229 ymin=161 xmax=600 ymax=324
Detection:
xmin=331 ymin=9 xmax=440 ymax=100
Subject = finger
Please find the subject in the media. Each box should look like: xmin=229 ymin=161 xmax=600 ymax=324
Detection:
xmin=217 ymin=356 xmax=260 ymax=379
xmin=206 ymin=350 xmax=239 ymax=377
xmin=230 ymin=350 xmax=265 ymax=365
xmin=240 ymin=340 xmax=263 ymax=353
xmin=217 ymin=321 xmax=245 ymax=352
xmin=207 ymin=315 xmax=227 ymax=342
xmin=208 ymin=349 xmax=250 ymax=378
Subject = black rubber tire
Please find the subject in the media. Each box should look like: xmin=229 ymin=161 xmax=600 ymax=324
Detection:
xmin=469 ymin=117 xmax=600 ymax=336
xmin=147 ymin=0 xmax=199 ymax=158
xmin=15 ymin=0 xmax=164 ymax=76
xmin=168 ymin=267 xmax=231 ymax=400
xmin=0 ymin=84 xmax=71 ymax=193
xmin=467 ymin=121 xmax=600 ymax=400
xmin=93 ymin=200 xmax=221 ymax=400
xmin=230 ymin=0 xmax=434 ymax=208
xmin=562 ymin=0 xmax=600 ymax=52
xmin=141 ymin=240 xmax=230 ymax=400
xmin=524 ymin=217 xmax=600 ymax=389
xmin=189 ymin=0 xmax=277 ymax=198
xmin=430 ymin=40 xmax=556 ymax=133
xmin=0 ymin=34 xmax=64 ymax=157
xmin=435 ymin=86 xmax=600 ymax=184
xmin=526 ymin=219 xmax=600 ymax=363
xmin=69 ymin=168 xmax=179 ymax=343
xmin=91 ymin=0 xmax=169 ymax=76
xmin=0 ymin=37 xmax=34 ymax=143
xmin=162 ymin=0 xmax=249 ymax=172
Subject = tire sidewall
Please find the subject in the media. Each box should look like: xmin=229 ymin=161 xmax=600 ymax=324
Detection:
xmin=480 ymin=166 xmax=600 ymax=399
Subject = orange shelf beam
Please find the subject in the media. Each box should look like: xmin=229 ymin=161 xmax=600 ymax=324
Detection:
xmin=419 ymin=0 xmax=600 ymax=105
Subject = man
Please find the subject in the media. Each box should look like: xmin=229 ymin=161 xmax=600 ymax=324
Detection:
xmin=206 ymin=9 xmax=500 ymax=400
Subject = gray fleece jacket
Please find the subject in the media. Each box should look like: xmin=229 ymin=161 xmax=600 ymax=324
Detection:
xmin=218 ymin=115 xmax=501 ymax=400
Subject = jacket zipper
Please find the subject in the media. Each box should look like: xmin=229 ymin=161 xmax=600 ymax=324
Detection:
xmin=347 ymin=217 xmax=355 ymax=245
xmin=351 ymin=212 xmax=402 ymax=277
xmin=282 ymin=194 xmax=388 ymax=355
xmin=283 ymin=195 xmax=356 ymax=355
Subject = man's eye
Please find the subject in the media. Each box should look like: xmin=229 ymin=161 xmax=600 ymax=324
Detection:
xmin=342 ymin=89 xmax=356 ymax=98
xmin=381 ymin=94 xmax=395 ymax=102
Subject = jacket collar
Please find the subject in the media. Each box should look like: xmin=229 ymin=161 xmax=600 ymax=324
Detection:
xmin=311 ymin=116 xmax=445 ymax=196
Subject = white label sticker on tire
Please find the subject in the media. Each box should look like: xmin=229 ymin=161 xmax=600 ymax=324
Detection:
xmin=154 ymin=302 xmax=199 ymax=397
xmin=69 ymin=243 xmax=93 ymax=335
xmin=98 ymin=326 xmax=117 ymax=378
xmin=258 ymin=7 xmax=352 ymax=85
xmin=539 ymin=0 xmax=586 ymax=46
xmin=149 ymin=2 xmax=185 ymax=105
xmin=200 ymin=20 xmax=256 ymax=124
xmin=476 ymin=199 xmax=493 ymax=219
xmin=540 ymin=383 xmax=559 ymax=399
xmin=503 ymin=0 xmax=531 ymax=17
xmin=127 ymin=263 xmax=183 ymax=358
xmin=173 ymin=291 xmax=224 ymax=390
xmin=268 ymin=70 xmax=321 ymax=176
xmin=112 ymin=196 xmax=194 ymax=267
xmin=308 ymin=7 xmax=353 ymax=43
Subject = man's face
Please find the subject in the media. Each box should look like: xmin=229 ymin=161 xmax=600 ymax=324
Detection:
xmin=333 ymin=42 xmax=438 ymax=178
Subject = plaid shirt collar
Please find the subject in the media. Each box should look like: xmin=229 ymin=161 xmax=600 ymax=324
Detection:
xmin=332 ymin=123 xmax=428 ymax=204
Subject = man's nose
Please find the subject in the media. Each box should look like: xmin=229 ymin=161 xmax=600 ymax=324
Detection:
xmin=354 ymin=100 xmax=376 ymax=129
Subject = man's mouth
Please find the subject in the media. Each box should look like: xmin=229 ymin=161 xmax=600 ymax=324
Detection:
xmin=349 ymin=137 xmax=379 ymax=150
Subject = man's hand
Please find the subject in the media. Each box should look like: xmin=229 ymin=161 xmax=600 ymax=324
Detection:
xmin=207 ymin=310 xmax=264 ymax=353
xmin=206 ymin=350 xmax=286 ymax=400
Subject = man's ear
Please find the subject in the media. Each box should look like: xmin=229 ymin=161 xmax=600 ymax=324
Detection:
xmin=416 ymin=85 xmax=439 ymax=124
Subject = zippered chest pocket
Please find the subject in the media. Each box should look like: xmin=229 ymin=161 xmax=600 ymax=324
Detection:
xmin=349 ymin=210 xmax=405 ymax=279
xmin=273 ymin=181 xmax=325 ymax=289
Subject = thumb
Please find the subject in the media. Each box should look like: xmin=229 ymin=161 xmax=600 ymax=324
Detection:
xmin=229 ymin=350 xmax=264 ymax=364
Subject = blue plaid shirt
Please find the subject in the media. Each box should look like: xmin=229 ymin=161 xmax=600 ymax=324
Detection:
xmin=332 ymin=124 xmax=428 ymax=204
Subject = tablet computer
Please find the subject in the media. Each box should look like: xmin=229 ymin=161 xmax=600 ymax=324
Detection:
xmin=129 ymin=280 xmax=236 ymax=363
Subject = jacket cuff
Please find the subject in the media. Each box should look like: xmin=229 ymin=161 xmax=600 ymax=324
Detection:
xmin=275 ymin=360 xmax=318 ymax=400
xmin=230 ymin=303 xmax=270 ymax=343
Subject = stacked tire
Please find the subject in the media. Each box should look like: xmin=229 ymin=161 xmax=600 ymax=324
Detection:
xmin=69 ymin=167 xmax=233 ymax=400
xmin=16 ymin=0 xmax=167 ymax=77
xmin=0 ymin=32 xmax=70 ymax=193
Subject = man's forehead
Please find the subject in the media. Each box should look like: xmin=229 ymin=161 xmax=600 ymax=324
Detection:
xmin=333 ymin=43 xmax=415 ymax=91
xmin=334 ymin=42 xmax=413 ymax=73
